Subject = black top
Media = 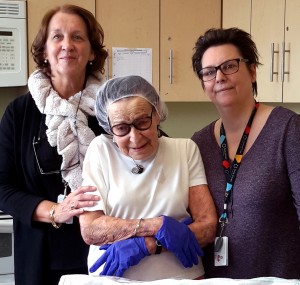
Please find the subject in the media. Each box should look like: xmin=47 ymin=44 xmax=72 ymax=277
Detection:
xmin=0 ymin=92 xmax=105 ymax=285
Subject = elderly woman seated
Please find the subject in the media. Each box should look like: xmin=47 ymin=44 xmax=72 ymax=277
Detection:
xmin=79 ymin=75 xmax=217 ymax=281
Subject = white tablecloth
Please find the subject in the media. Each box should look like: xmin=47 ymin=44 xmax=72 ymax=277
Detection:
xmin=58 ymin=275 xmax=300 ymax=285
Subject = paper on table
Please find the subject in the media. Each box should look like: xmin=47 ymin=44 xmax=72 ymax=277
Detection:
xmin=112 ymin=47 xmax=152 ymax=83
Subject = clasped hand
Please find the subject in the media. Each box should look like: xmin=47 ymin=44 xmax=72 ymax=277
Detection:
xmin=155 ymin=215 xmax=203 ymax=267
xmin=90 ymin=216 xmax=202 ymax=277
xmin=89 ymin=237 xmax=150 ymax=277
xmin=54 ymin=186 xmax=99 ymax=223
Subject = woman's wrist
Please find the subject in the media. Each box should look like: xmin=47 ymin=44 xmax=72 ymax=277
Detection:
xmin=133 ymin=216 xmax=163 ymax=237
xmin=49 ymin=203 xmax=61 ymax=229
xmin=144 ymin=237 xmax=157 ymax=254
xmin=154 ymin=238 xmax=162 ymax=254
xmin=144 ymin=237 xmax=163 ymax=255
xmin=133 ymin=218 xmax=143 ymax=236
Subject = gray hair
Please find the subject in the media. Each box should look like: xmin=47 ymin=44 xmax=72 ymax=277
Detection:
xmin=95 ymin=75 xmax=168 ymax=134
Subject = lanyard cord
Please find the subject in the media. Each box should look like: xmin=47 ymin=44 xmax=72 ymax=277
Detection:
xmin=218 ymin=101 xmax=259 ymax=236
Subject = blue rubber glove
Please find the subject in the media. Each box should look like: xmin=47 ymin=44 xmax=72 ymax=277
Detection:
xmin=89 ymin=237 xmax=150 ymax=277
xmin=155 ymin=215 xmax=203 ymax=268
xmin=181 ymin=216 xmax=193 ymax=225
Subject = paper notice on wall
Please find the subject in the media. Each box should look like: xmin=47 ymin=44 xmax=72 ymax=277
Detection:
xmin=112 ymin=47 xmax=152 ymax=83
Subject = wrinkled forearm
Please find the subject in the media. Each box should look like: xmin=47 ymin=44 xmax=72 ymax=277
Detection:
xmin=80 ymin=212 xmax=163 ymax=246
xmin=81 ymin=215 xmax=137 ymax=245
xmin=188 ymin=185 xmax=218 ymax=247
xmin=189 ymin=219 xmax=217 ymax=247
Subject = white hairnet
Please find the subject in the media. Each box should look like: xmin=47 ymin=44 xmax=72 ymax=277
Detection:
xmin=95 ymin=75 xmax=168 ymax=134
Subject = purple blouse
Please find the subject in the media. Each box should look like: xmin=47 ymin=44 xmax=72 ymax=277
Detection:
xmin=192 ymin=106 xmax=300 ymax=279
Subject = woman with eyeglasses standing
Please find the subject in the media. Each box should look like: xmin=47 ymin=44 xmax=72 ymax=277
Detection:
xmin=76 ymin=75 xmax=217 ymax=281
xmin=191 ymin=28 xmax=300 ymax=279
xmin=0 ymin=5 xmax=107 ymax=285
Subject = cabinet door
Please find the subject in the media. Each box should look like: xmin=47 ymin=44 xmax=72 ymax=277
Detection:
xmin=27 ymin=0 xmax=95 ymax=75
xmin=283 ymin=0 xmax=300 ymax=102
xmin=160 ymin=0 xmax=221 ymax=102
xmin=96 ymin=0 xmax=159 ymax=91
xmin=222 ymin=0 xmax=251 ymax=33
xmin=251 ymin=0 xmax=285 ymax=102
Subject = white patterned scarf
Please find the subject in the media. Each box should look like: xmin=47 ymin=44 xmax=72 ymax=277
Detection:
xmin=28 ymin=69 xmax=104 ymax=191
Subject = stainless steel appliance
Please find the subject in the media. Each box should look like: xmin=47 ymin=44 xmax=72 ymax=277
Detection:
xmin=0 ymin=211 xmax=14 ymax=285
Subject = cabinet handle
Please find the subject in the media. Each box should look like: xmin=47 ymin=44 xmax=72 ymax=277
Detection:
xmin=270 ymin=43 xmax=279 ymax=82
xmin=106 ymin=49 xmax=109 ymax=81
xmin=281 ymin=42 xmax=290 ymax=82
xmin=169 ymin=49 xmax=173 ymax=84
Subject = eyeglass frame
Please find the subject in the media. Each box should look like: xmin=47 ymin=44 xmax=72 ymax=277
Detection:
xmin=32 ymin=118 xmax=80 ymax=175
xmin=109 ymin=107 xmax=154 ymax=137
xmin=198 ymin=58 xmax=249 ymax=82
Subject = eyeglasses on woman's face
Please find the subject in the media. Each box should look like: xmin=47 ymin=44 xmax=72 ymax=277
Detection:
xmin=110 ymin=107 xmax=154 ymax=137
xmin=199 ymin=58 xmax=249 ymax=82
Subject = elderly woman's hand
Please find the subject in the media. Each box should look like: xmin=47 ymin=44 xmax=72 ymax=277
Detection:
xmin=89 ymin=237 xmax=150 ymax=277
xmin=155 ymin=215 xmax=203 ymax=267
xmin=54 ymin=186 xmax=100 ymax=224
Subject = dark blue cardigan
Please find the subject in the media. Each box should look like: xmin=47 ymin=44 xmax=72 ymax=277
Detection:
xmin=0 ymin=93 xmax=105 ymax=285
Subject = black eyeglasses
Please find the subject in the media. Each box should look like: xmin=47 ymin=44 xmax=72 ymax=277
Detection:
xmin=32 ymin=117 xmax=80 ymax=175
xmin=110 ymin=107 xmax=154 ymax=137
xmin=199 ymin=58 xmax=249 ymax=82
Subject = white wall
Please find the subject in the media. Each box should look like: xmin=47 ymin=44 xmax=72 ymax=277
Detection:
xmin=163 ymin=102 xmax=300 ymax=138
xmin=162 ymin=102 xmax=219 ymax=138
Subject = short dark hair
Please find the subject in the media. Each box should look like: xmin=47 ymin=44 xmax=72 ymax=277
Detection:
xmin=192 ymin=28 xmax=261 ymax=95
xmin=31 ymin=4 xmax=108 ymax=77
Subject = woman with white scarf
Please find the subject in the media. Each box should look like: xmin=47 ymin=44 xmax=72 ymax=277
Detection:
xmin=0 ymin=5 xmax=107 ymax=285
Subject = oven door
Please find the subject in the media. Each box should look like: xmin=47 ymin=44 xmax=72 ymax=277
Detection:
xmin=0 ymin=212 xmax=14 ymax=284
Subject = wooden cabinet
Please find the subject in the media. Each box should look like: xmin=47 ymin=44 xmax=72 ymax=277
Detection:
xmin=96 ymin=0 xmax=160 ymax=91
xmin=160 ymin=0 xmax=220 ymax=102
xmin=97 ymin=0 xmax=221 ymax=102
xmin=222 ymin=0 xmax=251 ymax=33
xmin=27 ymin=0 xmax=95 ymax=75
xmin=223 ymin=0 xmax=300 ymax=103
xmin=26 ymin=1 xmax=221 ymax=101
xmin=282 ymin=0 xmax=300 ymax=102
xmin=251 ymin=0 xmax=284 ymax=102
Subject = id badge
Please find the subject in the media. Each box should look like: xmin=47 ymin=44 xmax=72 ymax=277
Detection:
xmin=57 ymin=194 xmax=73 ymax=224
xmin=214 ymin=236 xmax=228 ymax=266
